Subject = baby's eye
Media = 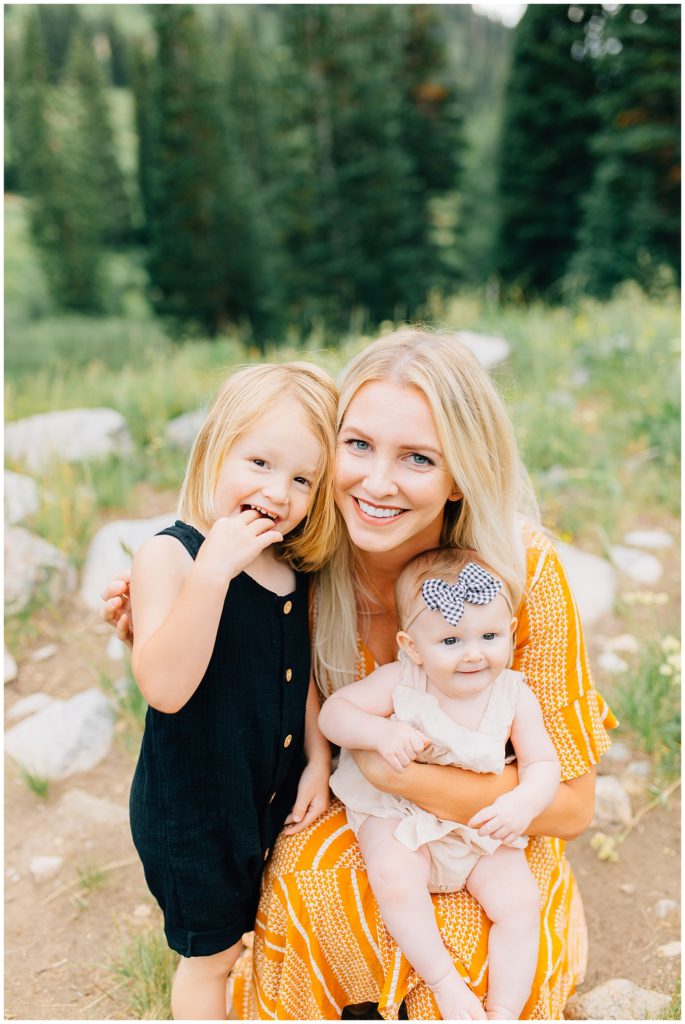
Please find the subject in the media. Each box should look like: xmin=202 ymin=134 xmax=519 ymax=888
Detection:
xmin=482 ymin=632 xmax=497 ymax=641
xmin=408 ymin=453 xmax=434 ymax=466
xmin=442 ymin=637 xmax=459 ymax=646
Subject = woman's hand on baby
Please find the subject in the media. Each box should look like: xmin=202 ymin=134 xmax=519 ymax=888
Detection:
xmin=197 ymin=511 xmax=283 ymax=583
xmin=468 ymin=790 xmax=534 ymax=846
xmin=100 ymin=570 xmax=134 ymax=647
xmin=282 ymin=759 xmax=330 ymax=835
xmin=376 ymin=721 xmax=428 ymax=773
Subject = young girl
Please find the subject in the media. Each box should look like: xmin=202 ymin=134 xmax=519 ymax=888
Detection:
xmin=128 ymin=362 xmax=337 ymax=1021
xmin=319 ymin=547 xmax=560 ymax=1021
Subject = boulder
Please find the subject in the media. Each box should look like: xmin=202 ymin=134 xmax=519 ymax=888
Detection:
xmin=5 ymin=408 xmax=133 ymax=473
xmin=165 ymin=409 xmax=206 ymax=450
xmin=610 ymin=545 xmax=663 ymax=585
xmin=564 ymin=979 xmax=671 ymax=1020
xmin=29 ymin=855 xmax=64 ymax=883
xmin=4 ymin=470 xmax=39 ymax=525
xmin=5 ymin=647 xmax=18 ymax=685
xmin=4 ymin=687 xmax=115 ymax=780
xmin=7 ymin=693 xmax=57 ymax=722
xmin=599 ymin=740 xmax=632 ymax=767
xmin=455 ymin=331 xmax=510 ymax=369
xmin=4 ymin=527 xmax=77 ymax=615
xmin=592 ymin=775 xmax=632 ymax=827
xmin=623 ymin=529 xmax=673 ymax=550
xmin=79 ymin=513 xmax=175 ymax=611
xmin=554 ymin=540 xmax=617 ymax=627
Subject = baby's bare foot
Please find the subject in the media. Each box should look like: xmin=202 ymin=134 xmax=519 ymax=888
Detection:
xmin=431 ymin=968 xmax=486 ymax=1020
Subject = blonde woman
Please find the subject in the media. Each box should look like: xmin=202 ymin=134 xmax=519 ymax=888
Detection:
xmin=103 ymin=330 xmax=615 ymax=1020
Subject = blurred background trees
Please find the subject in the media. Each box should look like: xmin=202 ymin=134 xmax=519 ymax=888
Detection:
xmin=4 ymin=2 xmax=681 ymax=341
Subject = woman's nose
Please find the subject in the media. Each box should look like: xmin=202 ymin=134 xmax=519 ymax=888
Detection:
xmin=363 ymin=458 xmax=398 ymax=498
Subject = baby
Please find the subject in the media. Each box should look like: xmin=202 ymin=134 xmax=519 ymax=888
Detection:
xmin=319 ymin=547 xmax=560 ymax=1020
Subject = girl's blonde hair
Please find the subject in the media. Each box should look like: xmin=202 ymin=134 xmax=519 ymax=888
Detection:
xmin=178 ymin=362 xmax=339 ymax=572
xmin=313 ymin=327 xmax=538 ymax=694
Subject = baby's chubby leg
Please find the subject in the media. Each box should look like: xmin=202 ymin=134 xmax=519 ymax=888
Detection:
xmin=171 ymin=939 xmax=243 ymax=1020
xmin=466 ymin=846 xmax=541 ymax=1020
xmin=358 ymin=817 xmax=486 ymax=1020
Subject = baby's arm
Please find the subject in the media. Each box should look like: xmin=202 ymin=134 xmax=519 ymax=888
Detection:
xmin=283 ymin=676 xmax=332 ymax=834
xmin=469 ymin=683 xmax=560 ymax=845
xmin=132 ymin=512 xmax=282 ymax=713
xmin=318 ymin=664 xmax=428 ymax=772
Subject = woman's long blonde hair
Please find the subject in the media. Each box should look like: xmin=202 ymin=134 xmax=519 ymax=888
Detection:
xmin=178 ymin=362 xmax=338 ymax=572
xmin=313 ymin=327 xmax=538 ymax=694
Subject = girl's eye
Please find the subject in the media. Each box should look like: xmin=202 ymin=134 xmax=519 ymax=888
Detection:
xmin=251 ymin=458 xmax=267 ymax=468
xmin=442 ymin=637 xmax=459 ymax=646
xmin=482 ymin=633 xmax=496 ymax=641
xmin=408 ymin=453 xmax=434 ymax=466
xmin=294 ymin=477 xmax=311 ymax=487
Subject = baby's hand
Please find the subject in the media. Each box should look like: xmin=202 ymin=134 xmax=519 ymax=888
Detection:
xmin=376 ymin=720 xmax=428 ymax=773
xmin=197 ymin=510 xmax=283 ymax=583
xmin=468 ymin=790 xmax=534 ymax=846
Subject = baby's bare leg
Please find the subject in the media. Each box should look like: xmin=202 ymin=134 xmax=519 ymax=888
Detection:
xmin=171 ymin=939 xmax=243 ymax=1020
xmin=466 ymin=846 xmax=541 ymax=1020
xmin=358 ymin=817 xmax=486 ymax=1020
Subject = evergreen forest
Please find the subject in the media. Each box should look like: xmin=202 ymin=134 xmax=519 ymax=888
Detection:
xmin=5 ymin=3 xmax=680 ymax=345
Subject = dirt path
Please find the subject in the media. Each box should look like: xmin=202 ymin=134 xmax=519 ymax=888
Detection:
xmin=4 ymin=531 xmax=681 ymax=1020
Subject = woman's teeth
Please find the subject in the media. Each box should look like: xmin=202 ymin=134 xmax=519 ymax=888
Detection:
xmin=357 ymin=499 xmax=403 ymax=519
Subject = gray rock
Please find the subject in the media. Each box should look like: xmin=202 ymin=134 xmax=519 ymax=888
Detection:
xmin=455 ymin=331 xmax=510 ymax=369
xmin=5 ymin=408 xmax=133 ymax=473
xmin=623 ymin=529 xmax=673 ymax=550
xmin=30 ymin=643 xmax=58 ymax=662
xmin=4 ymin=527 xmax=77 ymax=615
xmin=165 ymin=409 xmax=206 ymax=450
xmin=623 ymin=760 xmax=651 ymax=796
xmin=5 ymin=647 xmax=18 ymax=685
xmin=79 ymin=513 xmax=175 ymax=611
xmin=600 ymin=741 xmax=632 ymax=766
xmin=554 ymin=540 xmax=617 ymax=627
xmin=610 ymin=544 xmax=663 ymax=585
xmin=29 ymin=855 xmax=64 ymax=883
xmin=654 ymin=898 xmax=678 ymax=920
xmin=592 ymin=775 xmax=632 ymax=827
xmin=657 ymin=940 xmax=681 ymax=958
xmin=4 ymin=688 xmax=115 ymax=780
xmin=564 ymin=979 xmax=671 ymax=1020
xmin=7 ymin=693 xmax=57 ymax=721
xmin=4 ymin=470 xmax=39 ymax=525
xmin=56 ymin=787 xmax=128 ymax=826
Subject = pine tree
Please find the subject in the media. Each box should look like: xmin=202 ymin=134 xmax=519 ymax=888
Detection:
xmin=63 ymin=28 xmax=131 ymax=246
xmin=494 ymin=5 xmax=600 ymax=296
xmin=572 ymin=4 xmax=680 ymax=296
xmin=145 ymin=5 xmax=272 ymax=338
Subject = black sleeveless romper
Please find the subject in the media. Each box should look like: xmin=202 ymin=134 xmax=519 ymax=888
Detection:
xmin=129 ymin=521 xmax=311 ymax=957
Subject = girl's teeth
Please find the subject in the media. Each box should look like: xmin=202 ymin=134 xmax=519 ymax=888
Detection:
xmin=358 ymin=499 xmax=403 ymax=519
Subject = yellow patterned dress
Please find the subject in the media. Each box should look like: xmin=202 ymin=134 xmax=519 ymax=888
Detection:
xmin=231 ymin=530 xmax=617 ymax=1019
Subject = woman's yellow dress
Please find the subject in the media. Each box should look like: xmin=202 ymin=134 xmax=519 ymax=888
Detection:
xmin=231 ymin=530 xmax=616 ymax=1019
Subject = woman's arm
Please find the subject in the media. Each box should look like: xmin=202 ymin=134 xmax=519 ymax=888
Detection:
xmin=352 ymin=750 xmax=595 ymax=841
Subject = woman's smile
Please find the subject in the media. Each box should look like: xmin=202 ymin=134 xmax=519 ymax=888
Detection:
xmin=335 ymin=380 xmax=455 ymax=555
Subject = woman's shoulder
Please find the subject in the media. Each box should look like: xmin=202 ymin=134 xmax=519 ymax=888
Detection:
xmin=521 ymin=523 xmax=564 ymax=590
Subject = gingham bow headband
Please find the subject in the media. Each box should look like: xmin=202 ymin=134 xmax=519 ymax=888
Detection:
xmin=421 ymin=563 xmax=503 ymax=627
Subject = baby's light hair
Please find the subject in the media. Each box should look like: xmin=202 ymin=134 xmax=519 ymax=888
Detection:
xmin=178 ymin=362 xmax=339 ymax=572
xmin=395 ymin=546 xmax=514 ymax=632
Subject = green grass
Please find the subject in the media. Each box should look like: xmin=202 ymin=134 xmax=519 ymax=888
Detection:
xmin=658 ymin=980 xmax=681 ymax=1021
xmin=19 ymin=768 xmax=51 ymax=799
xmin=99 ymin=666 xmax=147 ymax=756
xmin=75 ymin=859 xmax=110 ymax=895
xmin=107 ymin=925 xmax=177 ymax=1020
xmin=606 ymin=634 xmax=681 ymax=783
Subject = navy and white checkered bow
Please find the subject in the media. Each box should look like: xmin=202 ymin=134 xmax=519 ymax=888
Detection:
xmin=421 ymin=562 xmax=502 ymax=626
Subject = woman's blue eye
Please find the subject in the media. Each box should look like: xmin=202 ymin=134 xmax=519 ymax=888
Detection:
xmin=347 ymin=439 xmax=370 ymax=451
xmin=409 ymin=453 xmax=433 ymax=466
